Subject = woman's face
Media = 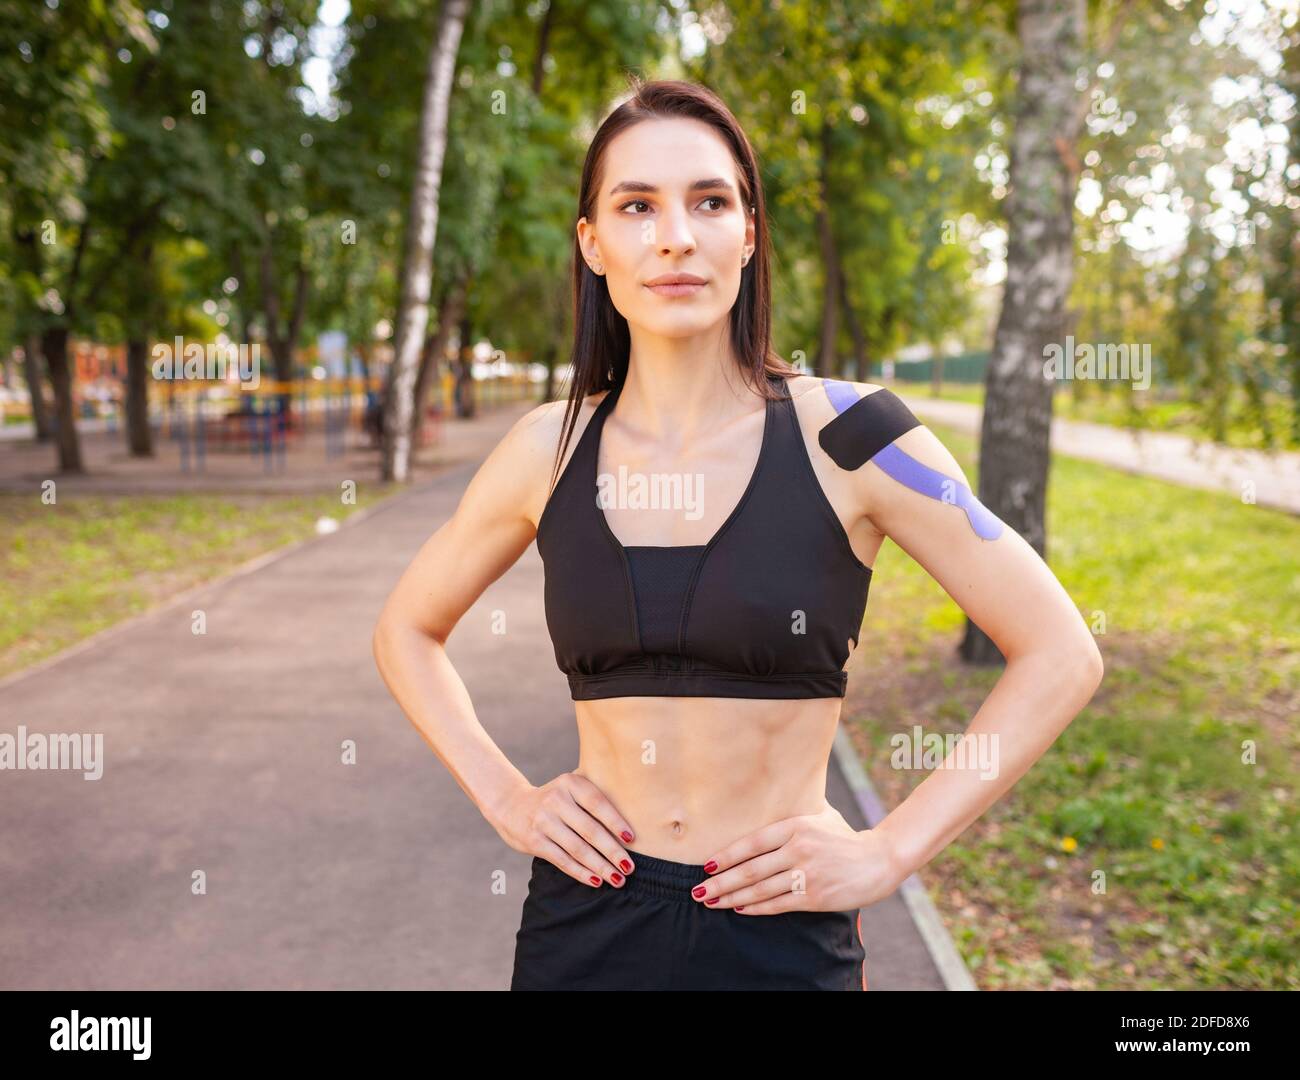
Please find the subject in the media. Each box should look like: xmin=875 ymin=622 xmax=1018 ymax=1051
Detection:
xmin=577 ymin=117 xmax=755 ymax=341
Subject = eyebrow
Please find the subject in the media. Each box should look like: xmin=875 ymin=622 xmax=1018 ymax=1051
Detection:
xmin=607 ymin=177 xmax=735 ymax=197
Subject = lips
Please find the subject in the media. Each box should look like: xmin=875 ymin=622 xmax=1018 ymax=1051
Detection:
xmin=644 ymin=273 xmax=707 ymax=297
xmin=644 ymin=273 xmax=707 ymax=286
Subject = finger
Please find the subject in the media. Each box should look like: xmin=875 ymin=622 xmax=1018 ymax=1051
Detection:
xmin=694 ymin=852 xmax=794 ymax=908
xmin=732 ymin=889 xmax=804 ymax=916
xmin=535 ymin=833 xmax=606 ymax=889
xmin=547 ymin=819 xmax=625 ymax=886
xmin=693 ymin=840 xmax=793 ymax=903
xmin=555 ymin=802 xmax=630 ymax=886
xmin=700 ymin=818 xmax=795 ymax=880
xmin=556 ymin=789 xmax=635 ymax=882
xmin=566 ymin=774 xmax=638 ymax=851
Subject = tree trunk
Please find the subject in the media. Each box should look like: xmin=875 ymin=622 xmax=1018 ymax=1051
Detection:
xmin=122 ymin=234 xmax=157 ymax=458
xmin=285 ymin=260 xmax=309 ymax=377
xmin=836 ymin=259 xmax=867 ymax=382
xmin=413 ymin=275 xmax=468 ymax=447
xmin=454 ymin=306 xmax=476 ymax=419
xmin=41 ymin=326 xmax=84 ymax=473
xmin=411 ymin=328 xmax=439 ymax=449
xmin=531 ymin=0 xmax=555 ymax=95
xmin=231 ymin=243 xmax=255 ymax=348
xmin=22 ymin=335 xmax=53 ymax=440
xmin=258 ymin=239 xmax=303 ymax=384
xmin=124 ymin=338 xmax=153 ymax=456
xmin=543 ymin=277 xmax=568 ymax=403
xmin=1275 ymin=17 xmax=1299 ymax=441
xmin=382 ymin=0 xmax=470 ymax=482
xmin=961 ymin=0 xmax=1086 ymax=666
xmin=816 ymin=120 xmax=841 ymax=377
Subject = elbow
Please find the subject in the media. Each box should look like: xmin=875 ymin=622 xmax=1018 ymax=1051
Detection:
xmin=371 ymin=613 xmax=444 ymax=671
xmin=1074 ymin=636 xmax=1105 ymax=696
xmin=371 ymin=612 xmax=399 ymax=672
xmin=1019 ymin=634 xmax=1102 ymax=697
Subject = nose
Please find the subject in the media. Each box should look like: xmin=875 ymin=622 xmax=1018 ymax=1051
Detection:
xmin=654 ymin=202 xmax=696 ymax=257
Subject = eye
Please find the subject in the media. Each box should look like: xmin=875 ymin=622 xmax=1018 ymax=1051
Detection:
xmin=616 ymin=196 xmax=731 ymax=215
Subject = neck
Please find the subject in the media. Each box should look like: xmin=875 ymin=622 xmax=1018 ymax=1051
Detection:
xmin=616 ymin=328 xmax=763 ymax=445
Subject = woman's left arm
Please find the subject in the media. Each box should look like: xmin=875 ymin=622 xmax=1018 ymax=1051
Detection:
xmin=849 ymin=394 xmax=1105 ymax=888
xmin=692 ymin=384 xmax=1104 ymax=915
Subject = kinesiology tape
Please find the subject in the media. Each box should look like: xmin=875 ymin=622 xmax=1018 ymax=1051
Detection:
xmin=817 ymin=379 xmax=1003 ymax=541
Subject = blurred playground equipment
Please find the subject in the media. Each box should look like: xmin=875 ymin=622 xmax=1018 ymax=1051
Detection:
xmin=156 ymin=369 xmax=534 ymax=474
xmin=1 ymin=336 xmax=540 ymax=474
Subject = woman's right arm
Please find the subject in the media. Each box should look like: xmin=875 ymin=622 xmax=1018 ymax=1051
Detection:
xmin=371 ymin=397 xmax=637 ymax=888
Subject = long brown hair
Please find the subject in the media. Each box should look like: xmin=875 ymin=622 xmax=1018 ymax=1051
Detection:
xmin=548 ymin=76 xmax=796 ymax=496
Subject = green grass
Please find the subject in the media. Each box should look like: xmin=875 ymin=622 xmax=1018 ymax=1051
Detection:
xmin=846 ymin=419 xmax=1300 ymax=990
xmin=0 ymin=485 xmax=399 ymax=679
xmin=894 ymin=382 xmax=1299 ymax=451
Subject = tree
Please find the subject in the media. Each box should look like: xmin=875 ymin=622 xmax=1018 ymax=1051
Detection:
xmin=381 ymin=0 xmax=471 ymax=483
xmin=0 ymin=0 xmax=154 ymax=471
xmin=962 ymin=0 xmax=1089 ymax=665
xmin=689 ymin=0 xmax=991 ymax=380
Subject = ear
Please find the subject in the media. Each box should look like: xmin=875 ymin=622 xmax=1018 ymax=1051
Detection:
xmin=576 ymin=216 xmax=600 ymax=266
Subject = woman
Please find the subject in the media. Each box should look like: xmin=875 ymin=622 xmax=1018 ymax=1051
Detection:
xmin=372 ymin=79 xmax=1104 ymax=991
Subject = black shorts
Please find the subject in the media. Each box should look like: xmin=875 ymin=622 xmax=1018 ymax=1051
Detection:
xmin=510 ymin=847 xmax=867 ymax=990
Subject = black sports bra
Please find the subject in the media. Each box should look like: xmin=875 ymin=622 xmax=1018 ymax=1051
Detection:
xmin=535 ymin=373 xmax=897 ymax=701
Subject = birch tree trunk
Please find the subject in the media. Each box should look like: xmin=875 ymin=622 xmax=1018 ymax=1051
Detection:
xmin=413 ymin=274 xmax=467 ymax=448
xmin=961 ymin=0 xmax=1086 ymax=665
xmin=382 ymin=0 xmax=470 ymax=482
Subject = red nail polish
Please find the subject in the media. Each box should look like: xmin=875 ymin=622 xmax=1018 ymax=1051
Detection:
xmin=735 ymin=906 xmax=745 ymax=911
xmin=589 ymin=875 xmax=601 ymax=886
xmin=692 ymin=886 xmax=706 ymax=899
xmin=611 ymin=872 xmax=623 ymax=885
xmin=705 ymin=898 xmax=718 ymax=906
xmin=621 ymin=831 xmax=634 ymax=842
xmin=620 ymin=859 xmax=632 ymax=873
xmin=703 ymin=860 xmax=717 ymax=873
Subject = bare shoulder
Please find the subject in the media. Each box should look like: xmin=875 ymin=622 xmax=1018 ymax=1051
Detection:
xmin=507 ymin=388 xmax=611 ymax=460
xmin=496 ymin=389 xmax=612 ymax=529
xmin=784 ymin=373 xmax=892 ymax=432
xmin=785 ymin=373 xmax=889 ymax=406
xmin=785 ymin=373 xmax=967 ymax=484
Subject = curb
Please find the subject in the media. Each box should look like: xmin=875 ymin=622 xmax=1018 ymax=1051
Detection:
xmin=832 ymin=726 xmax=979 ymax=991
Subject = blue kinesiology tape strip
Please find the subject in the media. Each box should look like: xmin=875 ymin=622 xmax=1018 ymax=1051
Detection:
xmin=818 ymin=379 xmax=1004 ymax=541
xmin=822 ymin=378 xmax=861 ymax=415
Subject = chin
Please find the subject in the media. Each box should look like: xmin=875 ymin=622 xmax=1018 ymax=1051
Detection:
xmin=631 ymin=310 xmax=727 ymax=338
